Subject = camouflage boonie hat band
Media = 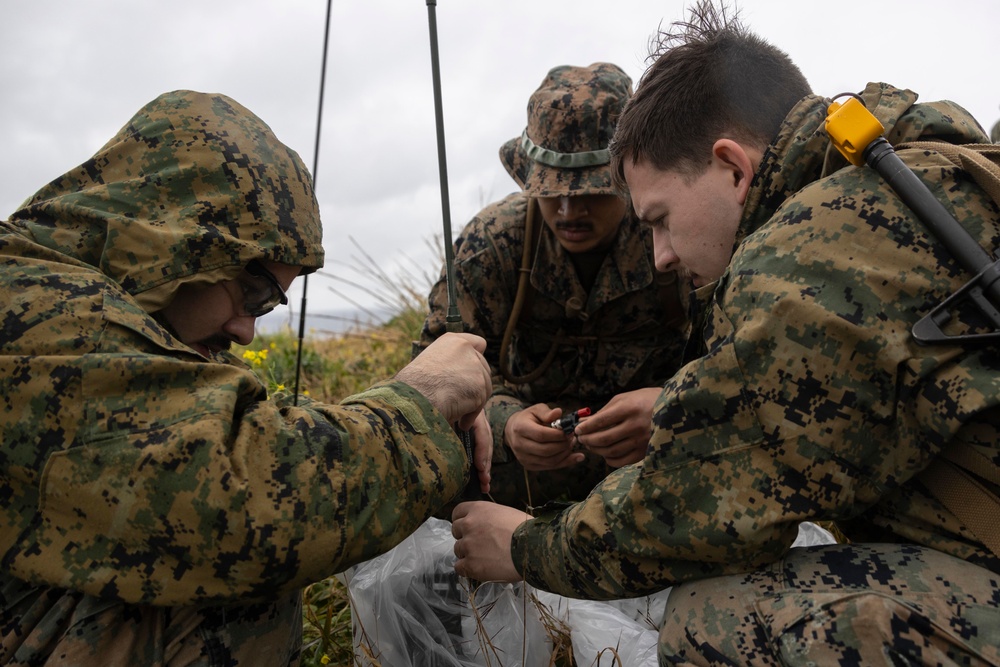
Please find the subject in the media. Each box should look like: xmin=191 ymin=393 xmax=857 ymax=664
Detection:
xmin=500 ymin=62 xmax=632 ymax=198
xmin=518 ymin=129 xmax=610 ymax=168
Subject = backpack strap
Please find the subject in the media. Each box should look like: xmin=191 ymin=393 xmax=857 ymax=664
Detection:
xmin=897 ymin=140 xmax=1000 ymax=557
xmin=897 ymin=142 xmax=1000 ymax=205
xmin=917 ymin=443 xmax=1000 ymax=557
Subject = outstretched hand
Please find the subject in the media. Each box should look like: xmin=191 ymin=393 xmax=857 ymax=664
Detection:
xmin=396 ymin=332 xmax=492 ymax=430
xmin=573 ymin=387 xmax=660 ymax=467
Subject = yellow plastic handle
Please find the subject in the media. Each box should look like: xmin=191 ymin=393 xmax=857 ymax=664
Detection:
xmin=825 ymin=96 xmax=885 ymax=166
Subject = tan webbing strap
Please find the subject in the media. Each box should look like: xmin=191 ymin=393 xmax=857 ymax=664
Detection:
xmin=940 ymin=440 xmax=1000 ymax=485
xmin=918 ymin=451 xmax=1000 ymax=557
xmin=898 ymin=141 xmax=1000 ymax=205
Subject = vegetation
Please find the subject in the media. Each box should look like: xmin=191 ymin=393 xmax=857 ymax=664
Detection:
xmin=237 ymin=249 xmax=433 ymax=666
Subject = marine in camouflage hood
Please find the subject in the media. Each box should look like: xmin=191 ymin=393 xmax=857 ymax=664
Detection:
xmin=0 ymin=89 xmax=487 ymax=626
xmin=9 ymin=90 xmax=324 ymax=313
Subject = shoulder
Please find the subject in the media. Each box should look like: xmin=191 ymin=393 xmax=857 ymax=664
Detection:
xmin=457 ymin=192 xmax=530 ymax=259
xmin=467 ymin=192 xmax=530 ymax=234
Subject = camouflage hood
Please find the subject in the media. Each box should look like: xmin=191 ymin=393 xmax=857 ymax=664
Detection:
xmin=8 ymin=90 xmax=324 ymax=312
xmin=737 ymin=81 xmax=989 ymax=248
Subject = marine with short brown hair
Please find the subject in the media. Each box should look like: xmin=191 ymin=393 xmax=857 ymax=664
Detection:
xmin=453 ymin=3 xmax=1000 ymax=663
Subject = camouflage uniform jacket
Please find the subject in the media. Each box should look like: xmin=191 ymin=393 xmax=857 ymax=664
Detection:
xmin=0 ymin=91 xmax=471 ymax=608
xmin=512 ymin=82 xmax=1000 ymax=599
xmin=419 ymin=192 xmax=690 ymax=456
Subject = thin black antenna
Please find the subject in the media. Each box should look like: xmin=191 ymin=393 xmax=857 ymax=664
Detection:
xmin=425 ymin=0 xmax=463 ymax=333
xmin=425 ymin=0 xmax=481 ymax=500
xmin=294 ymin=0 xmax=333 ymax=405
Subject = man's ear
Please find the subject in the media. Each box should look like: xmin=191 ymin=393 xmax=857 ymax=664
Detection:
xmin=712 ymin=139 xmax=757 ymax=206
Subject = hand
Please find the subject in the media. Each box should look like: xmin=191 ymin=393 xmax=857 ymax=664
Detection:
xmin=469 ymin=411 xmax=492 ymax=494
xmin=503 ymin=404 xmax=586 ymax=471
xmin=395 ymin=333 xmax=491 ymax=430
xmin=573 ymin=387 xmax=660 ymax=467
xmin=452 ymin=501 xmax=529 ymax=582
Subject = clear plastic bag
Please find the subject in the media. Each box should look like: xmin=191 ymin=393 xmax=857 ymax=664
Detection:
xmin=342 ymin=519 xmax=836 ymax=667
xmin=340 ymin=518 xmax=551 ymax=667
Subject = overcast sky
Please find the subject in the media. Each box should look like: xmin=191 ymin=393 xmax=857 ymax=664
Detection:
xmin=3 ymin=0 xmax=999 ymax=332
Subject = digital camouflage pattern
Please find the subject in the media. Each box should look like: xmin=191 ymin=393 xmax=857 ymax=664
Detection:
xmin=511 ymin=83 xmax=1000 ymax=661
xmin=660 ymin=543 xmax=1000 ymax=665
xmin=0 ymin=91 xmax=473 ymax=665
xmin=418 ymin=193 xmax=690 ymax=508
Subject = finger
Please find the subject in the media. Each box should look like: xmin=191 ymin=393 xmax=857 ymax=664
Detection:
xmin=456 ymin=411 xmax=478 ymax=432
xmin=599 ymin=439 xmax=647 ymax=467
xmin=527 ymin=421 xmax=575 ymax=444
xmin=451 ymin=501 xmax=471 ymax=525
xmin=448 ymin=331 xmax=487 ymax=354
xmin=578 ymin=423 xmax=627 ymax=450
xmin=575 ymin=409 xmax=624 ymax=435
xmin=466 ymin=333 xmax=488 ymax=353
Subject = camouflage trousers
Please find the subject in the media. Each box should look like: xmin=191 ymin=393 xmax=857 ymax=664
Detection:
xmin=0 ymin=574 xmax=302 ymax=666
xmin=659 ymin=543 xmax=1000 ymax=666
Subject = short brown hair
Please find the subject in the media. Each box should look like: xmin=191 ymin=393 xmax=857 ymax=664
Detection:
xmin=610 ymin=1 xmax=811 ymax=190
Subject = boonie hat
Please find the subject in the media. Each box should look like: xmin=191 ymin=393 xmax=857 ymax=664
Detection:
xmin=499 ymin=62 xmax=632 ymax=198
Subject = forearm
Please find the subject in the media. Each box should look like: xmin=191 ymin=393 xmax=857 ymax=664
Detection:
xmin=19 ymin=378 xmax=466 ymax=606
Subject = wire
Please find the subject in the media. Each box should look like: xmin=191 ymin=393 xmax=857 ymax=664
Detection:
xmin=293 ymin=0 xmax=333 ymax=406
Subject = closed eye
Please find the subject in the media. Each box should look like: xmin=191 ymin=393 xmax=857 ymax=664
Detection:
xmin=640 ymin=214 xmax=667 ymax=229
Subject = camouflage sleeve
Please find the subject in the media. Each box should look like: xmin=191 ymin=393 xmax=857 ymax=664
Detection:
xmin=5 ymin=301 xmax=469 ymax=606
xmin=417 ymin=197 xmax=531 ymax=456
xmin=509 ymin=158 xmax=1000 ymax=599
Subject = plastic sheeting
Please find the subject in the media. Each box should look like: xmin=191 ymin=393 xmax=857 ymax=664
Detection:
xmin=342 ymin=518 xmax=836 ymax=666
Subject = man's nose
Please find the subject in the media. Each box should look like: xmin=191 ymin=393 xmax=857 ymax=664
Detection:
xmin=224 ymin=315 xmax=256 ymax=347
xmin=557 ymin=196 xmax=588 ymax=220
xmin=652 ymin=230 xmax=679 ymax=273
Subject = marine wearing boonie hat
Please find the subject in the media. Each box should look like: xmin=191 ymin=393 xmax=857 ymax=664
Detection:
xmin=499 ymin=62 xmax=632 ymax=197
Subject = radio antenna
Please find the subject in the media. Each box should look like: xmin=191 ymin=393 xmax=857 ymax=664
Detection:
xmin=293 ymin=0 xmax=333 ymax=405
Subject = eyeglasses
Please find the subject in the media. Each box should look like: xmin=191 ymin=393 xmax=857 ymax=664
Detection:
xmin=236 ymin=260 xmax=288 ymax=317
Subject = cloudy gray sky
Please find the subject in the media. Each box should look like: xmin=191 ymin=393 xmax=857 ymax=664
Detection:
xmin=3 ymin=0 xmax=999 ymax=332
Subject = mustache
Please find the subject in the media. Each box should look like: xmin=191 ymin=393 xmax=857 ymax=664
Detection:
xmin=199 ymin=335 xmax=233 ymax=354
xmin=555 ymin=220 xmax=593 ymax=230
